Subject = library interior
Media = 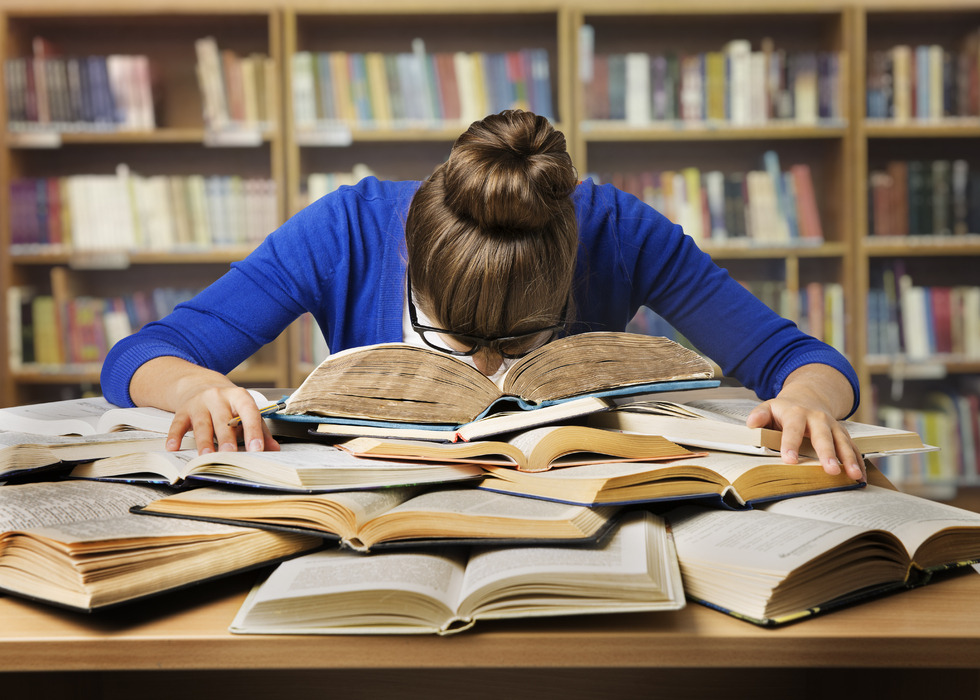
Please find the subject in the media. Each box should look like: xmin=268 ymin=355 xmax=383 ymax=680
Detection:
xmin=2 ymin=1 xmax=980 ymax=698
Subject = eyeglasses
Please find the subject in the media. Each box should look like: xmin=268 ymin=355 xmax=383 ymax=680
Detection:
xmin=406 ymin=268 xmax=567 ymax=359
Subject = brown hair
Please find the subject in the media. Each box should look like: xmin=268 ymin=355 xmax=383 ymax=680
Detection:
xmin=405 ymin=110 xmax=578 ymax=338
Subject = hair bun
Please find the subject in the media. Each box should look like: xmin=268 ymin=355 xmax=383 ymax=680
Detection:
xmin=442 ymin=110 xmax=576 ymax=232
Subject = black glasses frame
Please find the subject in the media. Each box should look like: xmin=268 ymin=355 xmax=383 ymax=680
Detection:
xmin=406 ymin=268 xmax=567 ymax=359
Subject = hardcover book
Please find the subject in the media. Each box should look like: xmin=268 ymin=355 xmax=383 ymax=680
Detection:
xmin=668 ymin=485 xmax=980 ymax=626
xmin=277 ymin=332 xmax=717 ymax=428
xmin=228 ymin=510 xmax=684 ymax=635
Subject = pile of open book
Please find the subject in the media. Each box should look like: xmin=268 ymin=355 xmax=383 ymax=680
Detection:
xmin=1 ymin=333 xmax=975 ymax=632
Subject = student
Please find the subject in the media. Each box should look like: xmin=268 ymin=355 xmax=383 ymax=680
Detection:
xmin=101 ymin=110 xmax=864 ymax=481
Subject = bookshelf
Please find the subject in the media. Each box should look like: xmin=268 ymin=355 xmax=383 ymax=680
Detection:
xmin=0 ymin=7 xmax=290 ymax=406
xmin=854 ymin=3 xmax=980 ymax=497
xmin=1 ymin=0 xmax=979 ymax=498
xmin=280 ymin=2 xmax=572 ymax=384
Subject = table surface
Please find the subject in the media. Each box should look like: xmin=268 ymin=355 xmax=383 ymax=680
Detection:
xmin=3 ymin=565 xmax=980 ymax=674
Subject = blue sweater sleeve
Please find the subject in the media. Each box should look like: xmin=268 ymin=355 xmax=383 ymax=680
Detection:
xmin=100 ymin=178 xmax=411 ymax=407
xmin=573 ymin=181 xmax=859 ymax=416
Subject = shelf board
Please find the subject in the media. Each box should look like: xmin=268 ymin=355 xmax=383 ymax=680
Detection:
xmin=10 ymin=249 xmax=257 ymax=266
xmin=580 ymin=121 xmax=848 ymax=141
xmin=295 ymin=122 xmax=571 ymax=145
xmin=864 ymin=120 xmax=980 ymax=138
xmin=866 ymin=357 xmax=980 ymax=376
xmin=5 ymin=127 xmax=275 ymax=148
xmin=862 ymin=236 xmax=980 ymax=256
xmin=701 ymin=241 xmax=848 ymax=258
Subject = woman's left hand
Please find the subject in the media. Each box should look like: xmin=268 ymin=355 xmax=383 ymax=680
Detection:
xmin=746 ymin=364 xmax=866 ymax=483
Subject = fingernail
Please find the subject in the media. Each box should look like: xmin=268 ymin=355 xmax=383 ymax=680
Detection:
xmin=200 ymin=447 xmax=214 ymax=455
xmin=219 ymin=442 xmax=237 ymax=452
xmin=248 ymin=439 xmax=264 ymax=452
xmin=166 ymin=439 xmax=179 ymax=451
xmin=785 ymin=450 xmax=798 ymax=463
xmin=825 ymin=459 xmax=841 ymax=475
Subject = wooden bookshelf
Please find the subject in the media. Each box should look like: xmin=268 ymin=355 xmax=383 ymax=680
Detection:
xmin=1 ymin=0 xmax=979 ymax=496
xmin=0 ymin=7 xmax=289 ymax=406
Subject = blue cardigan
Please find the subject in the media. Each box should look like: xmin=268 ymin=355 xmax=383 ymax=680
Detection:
xmin=100 ymin=177 xmax=859 ymax=413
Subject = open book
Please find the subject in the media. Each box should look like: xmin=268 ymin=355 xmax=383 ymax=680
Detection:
xmin=135 ymin=485 xmax=621 ymax=552
xmin=310 ymin=395 xmax=614 ymax=443
xmin=1 ymin=431 xmax=196 ymax=482
xmin=0 ymin=480 xmax=321 ymax=611
xmin=0 ymin=390 xmax=269 ymax=437
xmin=69 ymin=443 xmax=482 ymax=492
xmin=591 ymin=395 xmax=934 ymax=457
xmin=667 ymin=485 xmax=980 ymax=626
xmin=228 ymin=510 xmax=684 ymax=635
xmin=0 ymin=397 xmax=180 ymax=436
xmin=337 ymin=427 xmax=696 ymax=473
xmin=277 ymin=332 xmax=717 ymax=427
xmin=478 ymin=448 xmax=861 ymax=507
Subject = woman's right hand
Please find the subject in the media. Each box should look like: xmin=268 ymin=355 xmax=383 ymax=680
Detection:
xmin=130 ymin=357 xmax=280 ymax=455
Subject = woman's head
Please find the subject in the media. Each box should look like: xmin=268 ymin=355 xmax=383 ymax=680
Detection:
xmin=405 ymin=110 xmax=578 ymax=371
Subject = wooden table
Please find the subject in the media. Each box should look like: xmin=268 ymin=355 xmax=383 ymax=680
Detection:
xmin=3 ymin=566 xmax=979 ymax=700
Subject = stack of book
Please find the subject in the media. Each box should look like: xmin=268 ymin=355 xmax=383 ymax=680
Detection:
xmin=0 ymin=332 xmax=972 ymax=632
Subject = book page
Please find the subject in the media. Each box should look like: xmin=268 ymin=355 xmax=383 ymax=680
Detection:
xmin=27 ymin=511 xmax=252 ymax=544
xmin=455 ymin=511 xmax=669 ymax=617
xmin=146 ymin=485 xmax=421 ymax=532
xmin=386 ymin=487 xmax=601 ymax=522
xmin=682 ymin=450 xmax=816 ymax=482
xmin=283 ymin=343 xmax=500 ymax=424
xmin=0 ymin=397 xmax=117 ymax=435
xmin=1 ymin=430 xmax=177 ymax=449
xmin=231 ymin=547 xmax=467 ymax=632
xmin=668 ymin=505 xmax=873 ymax=572
xmin=0 ymin=481 xmax=173 ymax=532
xmin=683 ymin=398 xmax=920 ymax=441
xmin=763 ymin=485 xmax=980 ymax=557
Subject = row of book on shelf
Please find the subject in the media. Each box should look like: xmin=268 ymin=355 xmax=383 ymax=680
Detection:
xmin=628 ymin=281 xmax=846 ymax=357
xmin=866 ymin=32 xmax=980 ymax=121
xmin=2 ymin=35 xmax=273 ymax=132
xmin=580 ymin=31 xmax=844 ymax=126
xmin=874 ymin=384 xmax=980 ymax=492
xmin=4 ymin=36 xmax=155 ymax=132
xmin=591 ymin=153 xmax=823 ymax=246
xmin=8 ymin=168 xmax=279 ymax=253
xmin=7 ymin=285 xmax=197 ymax=370
xmin=291 ymin=41 xmax=554 ymax=134
xmin=867 ymin=263 xmax=980 ymax=360
xmin=194 ymin=36 xmax=276 ymax=132
xmin=0 ymin=332 xmax=968 ymax=632
xmin=868 ymin=159 xmax=980 ymax=238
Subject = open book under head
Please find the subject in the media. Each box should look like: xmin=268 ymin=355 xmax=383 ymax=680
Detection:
xmin=281 ymin=332 xmax=717 ymax=426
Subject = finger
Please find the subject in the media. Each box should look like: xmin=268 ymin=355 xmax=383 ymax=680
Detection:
xmin=232 ymin=398 xmax=268 ymax=452
xmin=746 ymin=402 xmax=774 ymax=429
xmin=805 ymin=418 xmax=842 ymax=476
xmin=777 ymin=410 xmax=808 ymax=465
xmin=166 ymin=414 xmax=192 ymax=451
xmin=833 ymin=426 xmax=865 ymax=482
xmin=261 ymin=419 xmax=281 ymax=452
xmin=211 ymin=406 xmax=243 ymax=453
xmin=189 ymin=411 xmax=217 ymax=454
